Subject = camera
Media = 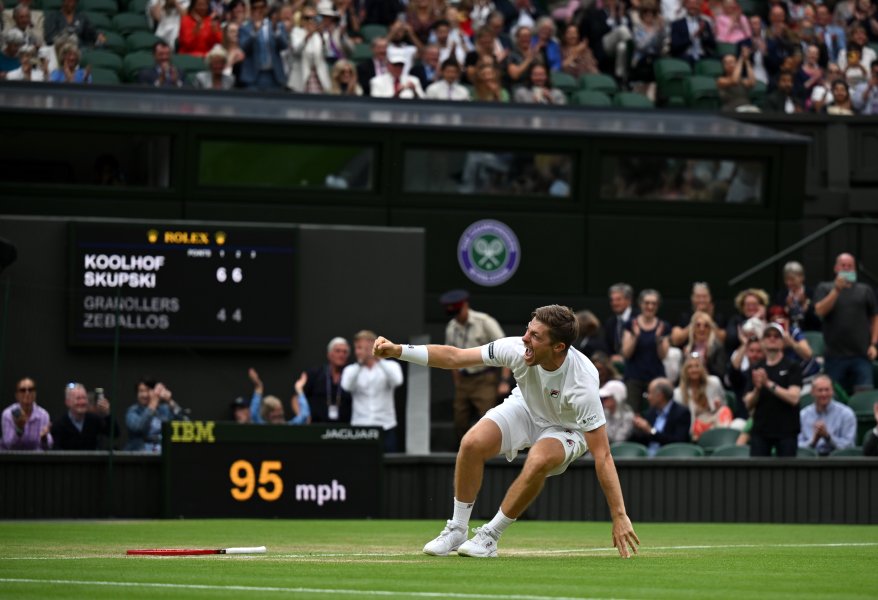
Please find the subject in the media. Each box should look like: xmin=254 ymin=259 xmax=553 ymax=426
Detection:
xmin=95 ymin=387 xmax=105 ymax=402
xmin=11 ymin=407 xmax=22 ymax=420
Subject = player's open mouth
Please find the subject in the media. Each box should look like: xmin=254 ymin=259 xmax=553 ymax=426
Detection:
xmin=524 ymin=346 xmax=533 ymax=360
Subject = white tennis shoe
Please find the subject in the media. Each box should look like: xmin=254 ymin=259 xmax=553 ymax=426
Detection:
xmin=422 ymin=520 xmax=467 ymax=556
xmin=456 ymin=525 xmax=499 ymax=558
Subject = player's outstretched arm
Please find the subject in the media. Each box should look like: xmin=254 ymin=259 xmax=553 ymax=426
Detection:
xmin=373 ymin=336 xmax=485 ymax=370
xmin=584 ymin=425 xmax=640 ymax=559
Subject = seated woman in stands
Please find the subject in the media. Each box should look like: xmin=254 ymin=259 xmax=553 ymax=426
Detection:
xmin=674 ymin=355 xmax=733 ymax=441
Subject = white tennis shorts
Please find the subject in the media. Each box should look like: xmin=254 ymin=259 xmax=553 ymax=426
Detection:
xmin=484 ymin=398 xmax=587 ymax=477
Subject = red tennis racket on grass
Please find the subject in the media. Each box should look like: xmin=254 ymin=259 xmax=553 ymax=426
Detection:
xmin=126 ymin=546 xmax=266 ymax=556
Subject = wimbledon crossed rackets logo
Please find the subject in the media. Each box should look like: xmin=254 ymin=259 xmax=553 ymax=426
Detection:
xmin=457 ymin=219 xmax=520 ymax=287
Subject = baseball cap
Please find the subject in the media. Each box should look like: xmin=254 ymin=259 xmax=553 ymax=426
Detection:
xmin=599 ymin=380 xmax=627 ymax=403
xmin=762 ymin=322 xmax=785 ymax=338
xmin=387 ymin=46 xmax=408 ymax=65
xmin=439 ymin=289 xmax=469 ymax=305
xmin=231 ymin=396 xmax=248 ymax=409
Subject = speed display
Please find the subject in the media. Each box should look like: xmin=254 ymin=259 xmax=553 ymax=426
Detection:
xmin=68 ymin=221 xmax=297 ymax=348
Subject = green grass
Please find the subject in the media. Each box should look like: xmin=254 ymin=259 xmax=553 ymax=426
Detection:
xmin=1 ymin=520 xmax=876 ymax=599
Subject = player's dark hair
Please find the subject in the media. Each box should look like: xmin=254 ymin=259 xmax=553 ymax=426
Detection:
xmin=532 ymin=305 xmax=578 ymax=351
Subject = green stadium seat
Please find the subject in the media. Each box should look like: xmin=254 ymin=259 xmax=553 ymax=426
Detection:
xmin=81 ymin=49 xmax=123 ymax=75
xmin=685 ymin=75 xmax=720 ymax=109
xmin=610 ymin=441 xmax=648 ymax=458
xmin=847 ymin=390 xmax=878 ymax=415
xmin=40 ymin=0 xmax=63 ymax=10
xmin=666 ymin=95 xmax=687 ymax=107
xmin=799 ymin=393 xmax=813 ymax=409
xmin=655 ymin=443 xmax=705 ymax=458
xmin=803 ymin=331 xmax=824 ymax=357
xmin=613 ymin=91 xmax=653 ymax=108
xmin=797 ymin=446 xmax=818 ymax=457
xmin=127 ymin=31 xmax=163 ymax=53
xmin=570 ymin=90 xmax=612 ymax=107
xmin=716 ymin=42 xmax=738 ymax=59
xmin=90 ymin=67 xmax=121 ymax=85
xmin=81 ymin=0 xmax=119 ymax=15
xmin=551 ymin=71 xmax=578 ymax=96
xmin=100 ymin=30 xmax=127 ymax=55
xmin=828 ymin=446 xmax=864 ymax=457
xmin=350 ymin=42 xmax=372 ymax=64
xmin=172 ymin=53 xmax=207 ymax=77
xmin=113 ymin=12 xmax=152 ymax=35
xmin=126 ymin=0 xmax=150 ymax=12
xmin=83 ymin=11 xmax=113 ymax=31
xmin=578 ymin=73 xmax=617 ymax=95
xmin=359 ymin=24 xmax=388 ymax=43
xmin=654 ymin=57 xmax=691 ymax=102
xmin=710 ymin=444 xmax=750 ymax=458
xmin=123 ymin=50 xmax=155 ymax=82
xmin=749 ymin=79 xmax=767 ymax=107
xmin=696 ymin=427 xmax=741 ymax=454
xmin=695 ymin=59 xmax=723 ymax=78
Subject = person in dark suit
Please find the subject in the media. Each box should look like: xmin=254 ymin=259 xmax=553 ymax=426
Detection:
xmin=357 ymin=36 xmax=389 ymax=96
xmin=237 ymin=0 xmax=288 ymax=90
xmin=51 ymin=383 xmax=116 ymax=450
xmin=601 ymin=282 xmax=637 ymax=362
xmin=630 ymin=377 xmax=692 ymax=455
xmin=137 ymin=41 xmax=184 ymax=88
xmin=410 ymin=44 xmax=440 ymax=91
xmin=670 ymin=0 xmax=716 ymax=65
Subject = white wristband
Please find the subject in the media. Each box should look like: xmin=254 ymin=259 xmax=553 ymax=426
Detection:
xmin=399 ymin=344 xmax=429 ymax=366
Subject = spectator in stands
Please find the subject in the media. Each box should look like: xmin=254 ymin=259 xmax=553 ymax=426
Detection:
xmin=1 ymin=377 xmax=52 ymax=451
xmin=370 ymin=44 xmax=425 ymax=97
xmin=764 ymin=5 xmax=796 ymax=81
xmin=580 ymin=0 xmax=632 ymax=80
xmin=864 ymin=400 xmax=878 ymax=456
xmin=559 ymin=23 xmax=598 ymax=79
xmin=178 ymin=0 xmax=223 ymax=57
xmin=798 ymin=44 xmax=824 ymax=95
xmin=531 ymin=16 xmax=561 ymax=72
xmin=8 ymin=4 xmax=43 ymax=48
xmin=407 ymin=0 xmax=442 ymax=45
xmin=410 ymin=43 xmax=441 ymax=90
xmin=726 ymin=333 xmax=763 ymax=417
xmin=601 ymin=282 xmax=636 ymax=363
xmin=838 ymin=25 xmax=875 ymax=71
xmin=513 ymin=62 xmax=567 ymax=103
xmin=748 ymin=14 xmax=769 ymax=84
xmin=744 ymin=322 xmax=803 ymax=457
xmin=49 ymin=43 xmax=91 ymax=83
xmin=248 ymin=368 xmax=310 ymax=424
xmin=814 ymin=252 xmax=878 ymax=394
xmin=302 ymin=336 xmax=353 ymax=424
xmin=573 ymin=309 xmax=608 ymax=358
xmin=592 ymin=351 xmax=623 ymax=387
xmin=629 ymin=1 xmax=665 ymax=96
xmin=621 ymin=289 xmax=671 ymax=414
xmin=847 ymin=0 xmax=878 ymax=44
xmin=631 ymin=377 xmax=692 ymax=455
xmin=386 ymin=17 xmax=423 ymax=74
xmin=675 ymin=354 xmax=733 ymax=441
xmin=774 ymin=260 xmax=821 ymax=331
xmin=224 ymin=0 xmax=248 ymax=26
xmin=0 ymin=28 xmax=24 ymax=75
xmin=319 ymin=0 xmax=354 ymax=62
xmin=815 ymin=4 xmax=846 ymax=65
xmin=44 ymin=0 xmax=102 ymax=47
xmin=810 ymin=61 xmax=844 ymax=112
xmin=193 ymin=43 xmax=234 ymax=88
xmin=341 ymin=329 xmax=404 ymax=452
xmin=5 ymin=43 xmax=45 ymax=81
xmin=725 ymin=287 xmax=769 ymax=356
xmin=825 ymin=79 xmax=856 ymax=113
xmin=222 ymin=21 xmax=245 ymax=81
xmin=148 ymin=0 xmax=189 ymax=48
xmin=717 ymin=48 xmax=759 ymax=111
xmin=841 ymin=44 xmax=869 ymax=86
xmin=798 ymin=374 xmax=857 ymax=456
xmin=852 ymin=60 xmax=878 ymax=113
xmin=671 ymin=281 xmax=726 ymax=347
xmin=230 ymin=396 xmax=251 ymax=423
xmin=357 ymin=36 xmax=389 ymax=96
xmin=715 ymin=0 xmax=751 ymax=46
xmin=425 ymin=57 xmax=470 ymax=100
xmin=238 ymin=0 xmax=288 ymax=90
xmin=670 ymin=0 xmax=717 ymax=66
xmin=51 ymin=383 xmax=115 ymax=450
xmin=335 ymin=0 xmax=361 ymax=42
xmin=287 ymin=3 xmax=332 ymax=93
xmin=125 ymin=378 xmax=188 ymax=452
xmin=681 ymin=311 xmax=728 ymax=379
xmin=600 ymin=379 xmax=634 ymax=443
xmin=465 ymin=25 xmax=502 ymax=83
xmin=329 ymin=58 xmax=363 ymax=95
xmin=470 ymin=58 xmax=508 ymax=100
xmin=766 ymin=305 xmax=818 ymax=378
xmin=137 ymin=41 xmax=183 ymax=87
xmin=505 ymin=24 xmax=538 ymax=89
xmin=431 ymin=18 xmax=470 ymax=66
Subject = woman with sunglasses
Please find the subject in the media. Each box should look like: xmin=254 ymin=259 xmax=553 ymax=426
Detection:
xmin=1 ymin=377 xmax=53 ymax=450
xmin=329 ymin=58 xmax=363 ymax=95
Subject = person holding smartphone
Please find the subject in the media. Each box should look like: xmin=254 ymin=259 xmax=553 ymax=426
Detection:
xmin=1 ymin=377 xmax=53 ymax=451
xmin=814 ymin=253 xmax=878 ymax=395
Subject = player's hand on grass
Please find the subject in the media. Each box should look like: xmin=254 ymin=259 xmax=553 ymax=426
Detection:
xmin=612 ymin=515 xmax=640 ymax=559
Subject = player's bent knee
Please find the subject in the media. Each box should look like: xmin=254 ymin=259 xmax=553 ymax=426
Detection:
xmin=460 ymin=420 xmax=501 ymax=458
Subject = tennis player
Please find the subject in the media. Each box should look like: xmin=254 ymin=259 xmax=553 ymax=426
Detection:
xmin=373 ymin=304 xmax=639 ymax=558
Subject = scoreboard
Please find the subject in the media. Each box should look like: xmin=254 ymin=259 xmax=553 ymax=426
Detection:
xmin=68 ymin=221 xmax=297 ymax=348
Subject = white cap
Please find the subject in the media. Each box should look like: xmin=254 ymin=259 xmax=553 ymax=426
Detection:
xmin=599 ymin=380 xmax=626 ymax=403
xmin=387 ymin=46 xmax=408 ymax=65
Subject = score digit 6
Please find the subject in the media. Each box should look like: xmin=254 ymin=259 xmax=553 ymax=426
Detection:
xmin=229 ymin=459 xmax=284 ymax=501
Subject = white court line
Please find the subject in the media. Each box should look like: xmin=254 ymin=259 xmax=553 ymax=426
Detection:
xmin=0 ymin=578 xmax=619 ymax=600
xmin=1 ymin=541 xmax=876 ymax=561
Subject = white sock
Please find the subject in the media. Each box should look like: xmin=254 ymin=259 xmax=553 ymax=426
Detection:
xmin=485 ymin=509 xmax=516 ymax=538
xmin=451 ymin=497 xmax=474 ymax=530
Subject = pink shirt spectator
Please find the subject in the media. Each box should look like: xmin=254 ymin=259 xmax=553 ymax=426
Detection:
xmin=1 ymin=402 xmax=53 ymax=450
xmin=715 ymin=13 xmax=752 ymax=44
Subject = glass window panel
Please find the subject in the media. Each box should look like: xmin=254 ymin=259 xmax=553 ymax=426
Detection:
xmin=600 ymin=155 xmax=765 ymax=204
xmin=404 ymin=148 xmax=572 ymax=197
xmin=198 ymin=141 xmax=374 ymax=191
